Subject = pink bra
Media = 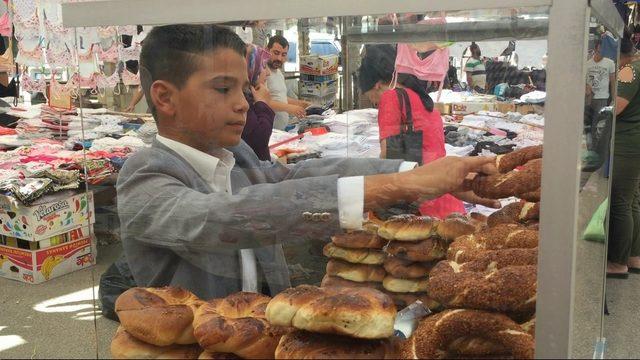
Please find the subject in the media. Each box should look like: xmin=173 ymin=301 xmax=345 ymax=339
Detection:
xmin=121 ymin=68 xmax=140 ymax=86
xmin=17 ymin=42 xmax=44 ymax=66
xmin=44 ymin=17 xmax=70 ymax=37
xmin=393 ymin=43 xmax=449 ymax=100
xmin=13 ymin=0 xmax=39 ymax=28
xmin=96 ymin=71 xmax=121 ymax=95
xmin=97 ymin=26 xmax=117 ymax=38
xmin=118 ymin=43 xmax=141 ymax=62
xmin=77 ymin=44 xmax=95 ymax=63
xmin=20 ymin=72 xmax=47 ymax=93
xmin=49 ymin=74 xmax=75 ymax=98
xmin=70 ymin=72 xmax=99 ymax=89
xmin=46 ymin=47 xmax=75 ymax=68
xmin=99 ymin=43 xmax=119 ymax=62
xmin=395 ymin=44 xmax=449 ymax=82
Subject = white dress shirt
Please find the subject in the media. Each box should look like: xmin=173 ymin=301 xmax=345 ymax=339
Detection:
xmin=156 ymin=134 xmax=416 ymax=290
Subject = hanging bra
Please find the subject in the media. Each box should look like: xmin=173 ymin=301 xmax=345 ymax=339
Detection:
xmin=118 ymin=43 xmax=141 ymax=62
xmin=99 ymin=43 xmax=119 ymax=62
xmin=49 ymin=73 xmax=76 ymax=98
xmin=117 ymin=25 xmax=137 ymax=36
xmin=77 ymin=44 xmax=95 ymax=63
xmin=46 ymin=46 xmax=75 ymax=68
xmin=70 ymin=72 xmax=99 ymax=89
xmin=96 ymin=70 xmax=121 ymax=95
xmin=395 ymin=43 xmax=449 ymax=82
xmin=13 ymin=0 xmax=39 ymax=28
xmin=44 ymin=17 xmax=70 ymax=37
xmin=97 ymin=26 xmax=117 ymax=38
xmin=393 ymin=43 xmax=449 ymax=101
xmin=13 ymin=23 xmax=41 ymax=41
xmin=16 ymin=42 xmax=44 ymax=67
xmin=121 ymin=68 xmax=140 ymax=86
xmin=20 ymin=72 xmax=47 ymax=93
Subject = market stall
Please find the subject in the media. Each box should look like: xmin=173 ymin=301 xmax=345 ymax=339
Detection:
xmin=21 ymin=0 xmax=622 ymax=358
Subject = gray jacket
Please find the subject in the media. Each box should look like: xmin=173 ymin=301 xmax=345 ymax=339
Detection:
xmin=117 ymin=139 xmax=402 ymax=299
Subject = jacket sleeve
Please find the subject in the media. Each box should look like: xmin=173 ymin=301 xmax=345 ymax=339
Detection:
xmin=117 ymin=148 xmax=403 ymax=253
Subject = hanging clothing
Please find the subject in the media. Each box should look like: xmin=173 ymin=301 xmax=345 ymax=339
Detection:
xmin=394 ymin=44 xmax=449 ymax=83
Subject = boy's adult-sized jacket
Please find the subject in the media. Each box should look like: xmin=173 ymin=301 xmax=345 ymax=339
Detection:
xmin=116 ymin=139 xmax=403 ymax=299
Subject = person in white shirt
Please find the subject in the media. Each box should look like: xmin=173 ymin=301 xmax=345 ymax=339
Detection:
xmin=110 ymin=24 xmax=500 ymax=303
xmin=586 ymin=39 xmax=616 ymax=148
xmin=265 ymin=35 xmax=310 ymax=130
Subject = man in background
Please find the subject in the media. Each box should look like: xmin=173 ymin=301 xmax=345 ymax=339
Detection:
xmin=586 ymin=39 xmax=616 ymax=149
xmin=266 ymin=35 xmax=310 ymax=130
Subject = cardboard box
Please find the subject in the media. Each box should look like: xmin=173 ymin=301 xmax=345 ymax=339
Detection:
xmin=434 ymin=102 xmax=451 ymax=115
xmin=451 ymin=102 xmax=496 ymax=115
xmin=0 ymin=226 xmax=96 ymax=284
xmin=0 ymin=191 xmax=95 ymax=241
xmin=300 ymin=79 xmax=338 ymax=97
xmin=495 ymin=102 xmax=517 ymax=113
xmin=300 ymin=54 xmax=339 ymax=76
xmin=300 ymin=73 xmax=337 ymax=82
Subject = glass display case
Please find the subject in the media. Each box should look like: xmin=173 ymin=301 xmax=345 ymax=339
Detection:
xmin=7 ymin=0 xmax=617 ymax=358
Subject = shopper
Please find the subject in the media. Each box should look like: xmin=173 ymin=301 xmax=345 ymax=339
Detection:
xmin=265 ymin=35 xmax=310 ymax=130
xmin=113 ymin=24 xmax=500 ymax=301
xmin=241 ymin=44 xmax=274 ymax=161
xmin=608 ymin=35 xmax=640 ymax=278
xmin=464 ymin=42 xmax=487 ymax=93
xmin=358 ymin=44 xmax=467 ymax=219
xmin=586 ymin=39 xmax=616 ymax=147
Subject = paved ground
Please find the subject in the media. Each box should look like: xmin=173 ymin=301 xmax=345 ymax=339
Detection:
xmin=0 ymin=243 xmax=121 ymax=359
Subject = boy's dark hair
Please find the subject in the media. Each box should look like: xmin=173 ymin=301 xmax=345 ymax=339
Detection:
xmin=267 ymin=35 xmax=289 ymax=49
xmin=140 ymin=24 xmax=247 ymax=120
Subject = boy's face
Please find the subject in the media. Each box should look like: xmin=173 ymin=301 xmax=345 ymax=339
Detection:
xmin=156 ymin=48 xmax=250 ymax=151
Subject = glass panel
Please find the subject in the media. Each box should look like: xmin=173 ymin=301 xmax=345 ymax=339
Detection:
xmin=570 ymin=9 xmax=619 ymax=359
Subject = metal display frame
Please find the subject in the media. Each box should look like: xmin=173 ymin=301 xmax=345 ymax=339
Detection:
xmin=60 ymin=0 xmax=625 ymax=358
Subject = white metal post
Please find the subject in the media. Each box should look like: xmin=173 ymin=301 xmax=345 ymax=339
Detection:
xmin=536 ymin=0 xmax=590 ymax=357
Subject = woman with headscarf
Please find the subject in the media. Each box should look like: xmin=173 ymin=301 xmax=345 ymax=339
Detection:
xmin=358 ymin=44 xmax=498 ymax=219
xmin=241 ymin=44 xmax=275 ymax=161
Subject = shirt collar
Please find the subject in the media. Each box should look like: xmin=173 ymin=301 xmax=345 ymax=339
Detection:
xmin=156 ymin=135 xmax=235 ymax=189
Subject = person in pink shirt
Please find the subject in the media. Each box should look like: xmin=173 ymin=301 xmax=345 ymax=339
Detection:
xmin=358 ymin=44 xmax=475 ymax=219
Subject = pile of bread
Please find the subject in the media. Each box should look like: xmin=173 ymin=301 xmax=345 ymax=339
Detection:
xmin=321 ymin=214 xmax=483 ymax=309
xmin=110 ymin=146 xmax=543 ymax=359
xmin=110 ymin=285 xmax=401 ymax=359
xmin=397 ymin=145 xmax=543 ymax=359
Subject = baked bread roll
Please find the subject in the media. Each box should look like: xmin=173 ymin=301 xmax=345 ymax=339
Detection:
xmin=275 ymin=330 xmax=399 ymax=359
xmin=115 ymin=287 xmax=203 ymax=346
xmin=378 ymin=215 xmax=438 ymax=241
xmin=520 ymin=188 xmax=541 ymax=202
xmin=198 ymin=352 xmax=241 ymax=359
xmin=111 ymin=326 xmax=203 ymax=359
xmin=447 ymin=224 xmax=539 ymax=263
xmin=383 ymin=257 xmax=434 ymax=279
xmin=323 ymin=242 xmax=386 ymax=265
xmin=447 ymin=336 xmax=509 ymax=358
xmin=384 ymin=291 xmax=440 ymax=309
xmin=383 ymin=275 xmax=429 ymax=293
xmin=193 ymin=292 xmax=289 ymax=359
xmin=496 ymin=145 xmax=543 ymax=173
xmin=487 ymin=201 xmax=540 ymax=227
xmin=321 ymin=275 xmax=384 ymax=291
xmin=436 ymin=214 xmax=476 ymax=242
xmin=400 ymin=309 xmax=534 ymax=359
xmin=428 ymin=261 xmax=537 ymax=314
xmin=386 ymin=237 xmax=447 ymax=262
xmin=521 ymin=318 xmax=536 ymax=337
xmin=331 ymin=231 xmax=387 ymax=250
xmin=326 ymin=259 xmax=386 ymax=282
xmin=266 ymin=285 xmax=396 ymax=339
xmin=472 ymin=158 xmax=542 ymax=200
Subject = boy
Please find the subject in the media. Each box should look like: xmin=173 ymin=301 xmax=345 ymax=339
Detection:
xmin=115 ymin=24 xmax=498 ymax=300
